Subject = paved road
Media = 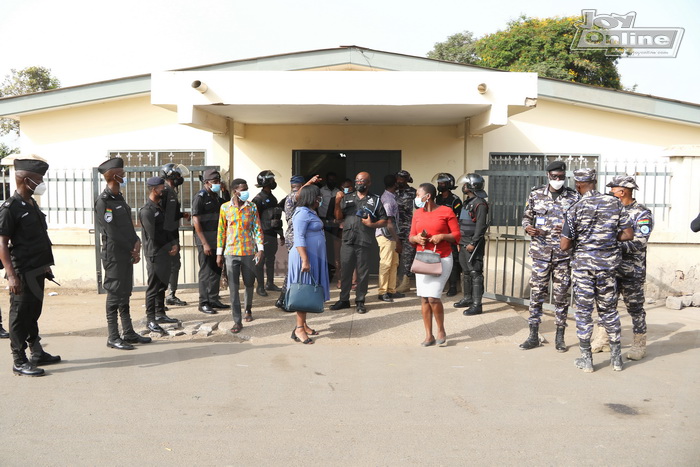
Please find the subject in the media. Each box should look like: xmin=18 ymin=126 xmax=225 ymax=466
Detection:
xmin=0 ymin=289 xmax=698 ymax=466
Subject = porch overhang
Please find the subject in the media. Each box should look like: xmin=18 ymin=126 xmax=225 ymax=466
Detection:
xmin=151 ymin=71 xmax=538 ymax=137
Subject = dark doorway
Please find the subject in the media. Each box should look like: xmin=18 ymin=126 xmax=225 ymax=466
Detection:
xmin=292 ymin=150 xmax=402 ymax=275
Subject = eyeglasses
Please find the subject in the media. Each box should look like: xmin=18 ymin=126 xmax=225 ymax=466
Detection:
xmin=354 ymin=179 xmax=368 ymax=183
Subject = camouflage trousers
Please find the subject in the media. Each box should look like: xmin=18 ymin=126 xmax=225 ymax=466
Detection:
xmin=572 ymin=269 xmax=621 ymax=342
xmin=527 ymin=258 xmax=571 ymax=327
xmin=396 ymin=231 xmax=416 ymax=280
xmin=615 ymin=271 xmax=647 ymax=334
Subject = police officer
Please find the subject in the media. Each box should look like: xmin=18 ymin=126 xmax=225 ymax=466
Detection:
xmin=591 ymin=175 xmax=653 ymax=361
xmin=330 ymin=171 xmax=388 ymax=314
xmin=192 ymin=168 xmax=229 ymax=314
xmin=160 ymin=163 xmax=191 ymax=307
xmin=140 ymin=177 xmax=178 ymax=336
xmin=252 ymin=170 xmax=284 ymax=296
xmin=0 ymin=158 xmax=61 ymax=375
xmin=453 ymin=174 xmax=489 ymax=316
xmin=94 ymin=158 xmax=151 ymax=351
xmin=395 ymin=170 xmax=417 ymax=294
xmin=520 ymin=161 xmax=580 ymax=352
xmin=434 ymin=173 xmax=462 ymax=296
xmin=561 ymin=168 xmax=634 ymax=373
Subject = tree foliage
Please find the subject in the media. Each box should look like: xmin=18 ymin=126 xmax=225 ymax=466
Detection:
xmin=427 ymin=31 xmax=478 ymax=65
xmin=0 ymin=66 xmax=61 ymax=138
xmin=427 ymin=15 xmax=622 ymax=90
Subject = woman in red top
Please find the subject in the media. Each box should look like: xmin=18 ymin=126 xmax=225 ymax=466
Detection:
xmin=409 ymin=183 xmax=461 ymax=347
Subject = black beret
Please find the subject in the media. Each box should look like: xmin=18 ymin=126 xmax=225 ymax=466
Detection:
xmin=14 ymin=159 xmax=49 ymax=175
xmin=546 ymin=161 xmax=566 ymax=172
xmin=97 ymin=158 xmax=124 ymax=174
xmin=147 ymin=176 xmax=165 ymax=187
xmin=202 ymin=168 xmax=220 ymax=181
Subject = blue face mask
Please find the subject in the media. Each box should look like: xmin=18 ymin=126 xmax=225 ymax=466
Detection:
xmin=116 ymin=174 xmax=127 ymax=187
xmin=343 ymin=187 xmax=350 ymax=194
xmin=238 ymin=190 xmax=250 ymax=201
xmin=414 ymin=196 xmax=426 ymax=209
xmin=211 ymin=183 xmax=221 ymax=193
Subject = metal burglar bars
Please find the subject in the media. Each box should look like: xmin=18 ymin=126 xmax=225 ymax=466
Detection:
xmin=477 ymin=153 xmax=672 ymax=307
xmin=477 ymin=153 xmax=599 ymax=307
xmin=92 ymin=158 xmax=218 ymax=293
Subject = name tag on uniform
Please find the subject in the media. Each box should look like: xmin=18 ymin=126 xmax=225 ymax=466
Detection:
xmin=535 ymin=216 xmax=546 ymax=227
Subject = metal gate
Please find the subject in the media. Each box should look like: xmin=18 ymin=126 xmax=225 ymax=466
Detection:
xmin=92 ymin=165 xmax=219 ymax=293
xmin=477 ymin=153 xmax=599 ymax=308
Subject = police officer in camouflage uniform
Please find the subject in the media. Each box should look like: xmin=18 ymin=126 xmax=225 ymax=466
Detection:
xmin=434 ymin=173 xmax=462 ymax=296
xmin=453 ymin=174 xmax=489 ymax=316
xmin=561 ymin=168 xmax=634 ymax=373
xmin=520 ymin=161 xmax=580 ymax=352
xmin=395 ymin=170 xmax=416 ymax=294
xmin=589 ymin=175 xmax=653 ymax=361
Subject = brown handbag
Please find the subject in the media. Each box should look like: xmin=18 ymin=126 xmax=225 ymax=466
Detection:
xmin=411 ymin=243 xmax=442 ymax=276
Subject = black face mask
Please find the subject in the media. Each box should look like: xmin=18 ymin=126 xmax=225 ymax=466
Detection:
xmin=327 ymin=181 xmax=337 ymax=190
xmin=438 ymin=184 xmax=449 ymax=193
xmin=269 ymin=181 xmax=277 ymax=190
xmin=355 ymin=184 xmax=368 ymax=193
xmin=174 ymin=176 xmax=184 ymax=187
xmin=397 ymin=182 xmax=407 ymax=190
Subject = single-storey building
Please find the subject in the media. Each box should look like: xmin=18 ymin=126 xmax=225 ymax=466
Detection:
xmin=1 ymin=46 xmax=698 ymax=303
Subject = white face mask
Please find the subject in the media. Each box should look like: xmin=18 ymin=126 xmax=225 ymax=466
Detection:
xmin=27 ymin=178 xmax=47 ymax=196
xmin=549 ymin=179 xmax=565 ymax=191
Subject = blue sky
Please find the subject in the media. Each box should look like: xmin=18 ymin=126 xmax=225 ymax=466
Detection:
xmin=1 ymin=0 xmax=698 ymax=104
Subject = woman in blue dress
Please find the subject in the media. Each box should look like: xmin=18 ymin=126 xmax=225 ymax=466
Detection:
xmin=287 ymin=185 xmax=330 ymax=344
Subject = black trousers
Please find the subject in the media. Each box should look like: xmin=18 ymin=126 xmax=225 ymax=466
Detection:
xmin=145 ymin=253 xmax=169 ymax=321
xmin=197 ymin=242 xmax=221 ymax=306
xmin=256 ymin=233 xmax=278 ymax=286
xmin=339 ymin=242 xmax=370 ymax=303
xmin=9 ymin=270 xmax=45 ymax=365
xmin=226 ymin=255 xmax=256 ymax=326
xmin=103 ymin=256 xmax=135 ymax=340
xmin=167 ymin=250 xmax=181 ymax=295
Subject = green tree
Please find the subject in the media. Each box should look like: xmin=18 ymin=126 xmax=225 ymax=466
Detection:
xmin=427 ymin=31 xmax=478 ymax=64
xmin=428 ymin=16 xmax=622 ymax=90
xmin=0 ymin=142 xmax=19 ymax=161
xmin=0 ymin=66 xmax=61 ymax=138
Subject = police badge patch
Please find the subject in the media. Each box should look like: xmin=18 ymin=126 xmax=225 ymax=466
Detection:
xmin=104 ymin=208 xmax=113 ymax=223
xmin=638 ymin=217 xmax=651 ymax=235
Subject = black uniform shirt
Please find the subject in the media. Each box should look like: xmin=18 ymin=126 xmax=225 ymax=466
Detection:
xmin=459 ymin=196 xmax=489 ymax=246
xmin=253 ymin=189 xmax=282 ymax=236
xmin=160 ymin=184 xmax=183 ymax=242
xmin=140 ymin=199 xmax=173 ymax=258
xmin=339 ymin=191 xmax=388 ymax=247
xmin=95 ymin=187 xmax=140 ymax=262
xmin=192 ymin=188 xmax=223 ymax=244
xmin=436 ymin=191 xmax=463 ymax=217
xmin=0 ymin=192 xmax=55 ymax=273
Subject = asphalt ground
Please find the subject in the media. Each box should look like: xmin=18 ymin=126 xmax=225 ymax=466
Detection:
xmin=0 ymin=285 xmax=698 ymax=466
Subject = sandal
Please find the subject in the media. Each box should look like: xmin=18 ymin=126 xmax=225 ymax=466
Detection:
xmin=244 ymin=312 xmax=254 ymax=322
xmin=230 ymin=325 xmax=242 ymax=334
xmin=293 ymin=326 xmax=314 ymax=345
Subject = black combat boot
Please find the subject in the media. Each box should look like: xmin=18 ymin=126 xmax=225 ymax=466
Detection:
xmin=275 ymin=290 xmax=286 ymax=309
xmin=121 ymin=305 xmax=152 ymax=344
xmin=29 ymin=337 xmax=61 ymax=365
xmin=519 ymin=324 xmax=540 ymax=350
xmin=574 ymin=339 xmax=594 ymax=373
xmin=453 ymin=276 xmax=472 ymax=308
xmin=610 ymin=341 xmax=623 ymax=371
xmin=463 ymin=272 xmax=483 ymax=315
xmin=446 ymin=280 xmax=458 ymax=297
xmin=107 ymin=303 xmax=134 ymax=350
xmin=555 ymin=326 xmax=567 ymax=352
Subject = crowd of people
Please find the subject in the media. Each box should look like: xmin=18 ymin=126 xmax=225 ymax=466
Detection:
xmin=1 ymin=155 xmax=689 ymax=376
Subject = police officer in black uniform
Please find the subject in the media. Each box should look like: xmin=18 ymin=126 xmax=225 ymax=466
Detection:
xmin=192 ymin=168 xmax=229 ymax=314
xmin=453 ymin=174 xmax=489 ymax=315
xmin=140 ymin=177 xmax=178 ymax=336
xmin=252 ymin=170 xmax=284 ymax=296
xmin=0 ymin=158 xmax=62 ymax=375
xmin=95 ymin=157 xmax=151 ymax=351
xmin=330 ymin=171 xmax=388 ymax=314
xmin=434 ymin=173 xmax=463 ymax=296
xmin=160 ymin=163 xmax=191 ymax=307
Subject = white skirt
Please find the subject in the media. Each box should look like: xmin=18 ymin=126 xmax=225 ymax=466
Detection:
xmin=415 ymin=255 xmax=453 ymax=299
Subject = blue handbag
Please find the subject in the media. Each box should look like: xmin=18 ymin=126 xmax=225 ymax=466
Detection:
xmin=284 ymin=273 xmax=325 ymax=313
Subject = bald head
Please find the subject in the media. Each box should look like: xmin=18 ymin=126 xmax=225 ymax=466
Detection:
xmin=354 ymin=172 xmax=371 ymax=194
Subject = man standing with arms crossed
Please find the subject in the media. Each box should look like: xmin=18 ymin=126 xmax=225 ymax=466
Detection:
xmin=561 ymin=168 xmax=633 ymax=373
xmin=376 ymin=174 xmax=403 ymax=302
xmin=520 ymin=161 xmax=580 ymax=351
xmin=331 ymin=172 xmax=388 ymax=314
xmin=160 ymin=163 xmax=190 ymax=307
